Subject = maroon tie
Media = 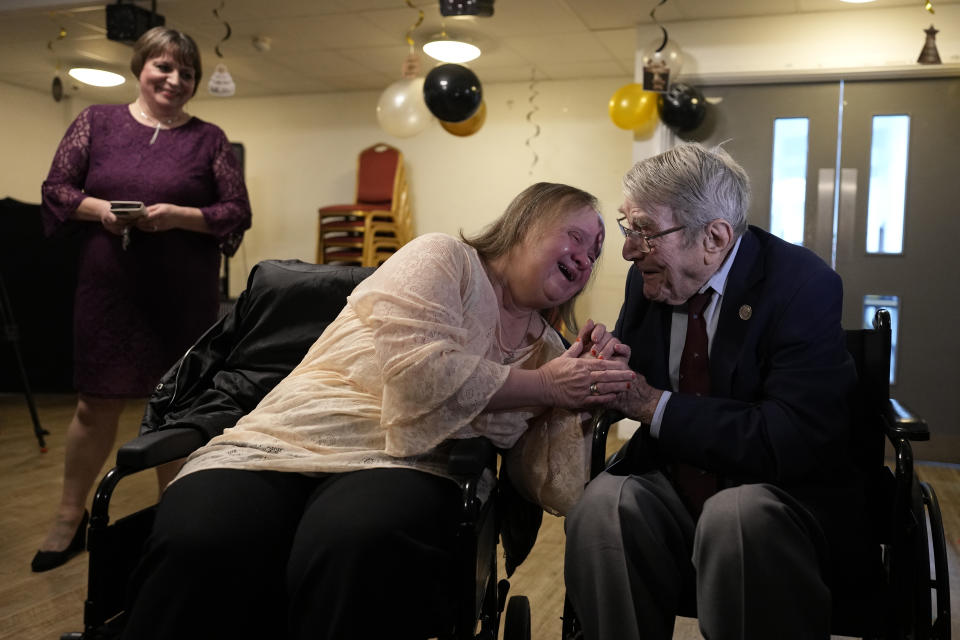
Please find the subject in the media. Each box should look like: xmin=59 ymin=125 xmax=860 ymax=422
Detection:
xmin=673 ymin=289 xmax=718 ymax=518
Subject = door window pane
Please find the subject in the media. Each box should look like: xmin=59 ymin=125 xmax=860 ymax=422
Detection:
xmin=863 ymin=294 xmax=900 ymax=384
xmin=866 ymin=115 xmax=910 ymax=254
xmin=769 ymin=118 xmax=809 ymax=245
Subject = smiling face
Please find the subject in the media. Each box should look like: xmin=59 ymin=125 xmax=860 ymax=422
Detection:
xmin=138 ymin=51 xmax=196 ymax=115
xmin=507 ymin=205 xmax=604 ymax=310
xmin=619 ymin=198 xmax=714 ymax=305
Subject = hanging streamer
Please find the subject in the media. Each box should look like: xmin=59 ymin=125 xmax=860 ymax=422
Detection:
xmin=642 ymin=0 xmax=682 ymax=93
xmin=48 ymin=24 xmax=67 ymax=102
xmin=213 ymin=1 xmax=232 ymax=58
xmin=524 ymin=69 xmax=540 ymax=177
xmin=649 ymin=0 xmax=670 ymax=52
xmin=210 ymin=2 xmax=235 ymax=96
xmin=404 ymin=0 xmax=424 ymax=53
xmin=401 ymin=0 xmax=424 ymax=78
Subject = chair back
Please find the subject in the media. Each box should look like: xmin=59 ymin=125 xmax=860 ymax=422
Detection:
xmin=356 ymin=143 xmax=401 ymax=205
xmin=844 ymin=309 xmax=892 ymax=475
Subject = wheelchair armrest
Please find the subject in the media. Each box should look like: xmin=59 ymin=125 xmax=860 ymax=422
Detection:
xmin=448 ymin=437 xmax=496 ymax=477
xmin=883 ymin=397 xmax=929 ymax=442
xmin=115 ymin=427 xmax=206 ymax=471
xmin=590 ymin=410 xmax=613 ymax=479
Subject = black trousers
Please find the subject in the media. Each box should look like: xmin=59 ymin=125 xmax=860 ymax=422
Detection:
xmin=121 ymin=467 xmax=462 ymax=640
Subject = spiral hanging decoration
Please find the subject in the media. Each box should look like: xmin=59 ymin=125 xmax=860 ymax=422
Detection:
xmin=649 ymin=0 xmax=670 ymax=52
xmin=404 ymin=0 xmax=424 ymax=54
xmin=524 ymin=69 xmax=541 ymax=177
xmin=213 ymin=1 xmax=232 ymax=58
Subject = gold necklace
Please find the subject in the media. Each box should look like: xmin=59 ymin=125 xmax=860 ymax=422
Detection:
xmin=507 ymin=312 xmax=536 ymax=351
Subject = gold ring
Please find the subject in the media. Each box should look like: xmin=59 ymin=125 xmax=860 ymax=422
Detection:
xmin=589 ymin=382 xmax=599 ymax=395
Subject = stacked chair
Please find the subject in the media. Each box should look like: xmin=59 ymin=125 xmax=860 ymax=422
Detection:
xmin=316 ymin=142 xmax=412 ymax=267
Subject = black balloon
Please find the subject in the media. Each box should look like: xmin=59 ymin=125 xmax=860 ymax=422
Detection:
xmin=423 ymin=64 xmax=483 ymax=123
xmin=657 ymin=83 xmax=707 ymax=133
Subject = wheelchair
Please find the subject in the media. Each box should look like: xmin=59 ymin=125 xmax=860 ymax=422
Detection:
xmin=561 ymin=308 xmax=950 ymax=640
xmin=63 ymin=259 xmax=533 ymax=640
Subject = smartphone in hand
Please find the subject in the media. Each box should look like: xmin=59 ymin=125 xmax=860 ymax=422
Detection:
xmin=110 ymin=201 xmax=146 ymax=219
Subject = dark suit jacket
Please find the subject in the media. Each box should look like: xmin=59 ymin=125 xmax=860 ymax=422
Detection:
xmin=614 ymin=225 xmax=863 ymax=578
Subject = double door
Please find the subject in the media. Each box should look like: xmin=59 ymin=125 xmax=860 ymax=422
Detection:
xmin=695 ymin=77 xmax=960 ymax=461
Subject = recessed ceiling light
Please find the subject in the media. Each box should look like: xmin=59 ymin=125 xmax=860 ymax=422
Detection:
xmin=423 ymin=38 xmax=481 ymax=63
xmin=68 ymin=68 xmax=125 ymax=87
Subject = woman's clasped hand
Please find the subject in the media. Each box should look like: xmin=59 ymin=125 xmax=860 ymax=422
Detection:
xmin=538 ymin=339 xmax=635 ymax=408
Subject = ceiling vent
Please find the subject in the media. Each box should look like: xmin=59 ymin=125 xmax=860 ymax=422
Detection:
xmin=439 ymin=0 xmax=494 ymax=18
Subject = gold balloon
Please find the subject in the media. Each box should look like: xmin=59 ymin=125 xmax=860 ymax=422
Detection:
xmin=440 ymin=101 xmax=486 ymax=137
xmin=632 ymin=112 xmax=659 ymax=140
xmin=608 ymin=83 xmax=659 ymax=132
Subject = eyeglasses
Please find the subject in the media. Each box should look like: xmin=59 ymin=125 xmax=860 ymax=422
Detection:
xmin=616 ymin=217 xmax=686 ymax=253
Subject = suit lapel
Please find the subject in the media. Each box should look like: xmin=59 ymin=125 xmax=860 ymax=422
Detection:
xmin=638 ymin=303 xmax=672 ymax=390
xmin=710 ymin=229 xmax=764 ymax=397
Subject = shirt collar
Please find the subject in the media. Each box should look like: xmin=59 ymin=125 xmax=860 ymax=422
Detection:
xmin=701 ymin=235 xmax=742 ymax=298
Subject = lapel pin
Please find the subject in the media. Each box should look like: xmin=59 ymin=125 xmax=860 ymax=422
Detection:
xmin=739 ymin=304 xmax=753 ymax=320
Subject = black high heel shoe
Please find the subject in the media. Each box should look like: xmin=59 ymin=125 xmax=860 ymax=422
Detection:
xmin=31 ymin=510 xmax=89 ymax=573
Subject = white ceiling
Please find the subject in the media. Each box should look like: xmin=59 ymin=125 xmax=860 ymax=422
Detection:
xmin=0 ymin=0 xmax=953 ymax=102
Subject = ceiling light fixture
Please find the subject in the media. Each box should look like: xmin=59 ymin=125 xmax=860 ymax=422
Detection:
xmin=423 ymin=36 xmax=481 ymax=63
xmin=67 ymin=67 xmax=125 ymax=87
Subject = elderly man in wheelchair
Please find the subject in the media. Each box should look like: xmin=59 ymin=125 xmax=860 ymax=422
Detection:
xmin=562 ymin=142 xmax=950 ymax=640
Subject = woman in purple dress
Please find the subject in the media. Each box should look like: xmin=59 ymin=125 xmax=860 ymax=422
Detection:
xmin=33 ymin=27 xmax=251 ymax=572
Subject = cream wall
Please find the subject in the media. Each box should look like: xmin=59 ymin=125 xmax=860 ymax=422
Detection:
xmin=0 ymin=76 xmax=636 ymax=328
xmin=659 ymin=5 xmax=959 ymax=81
xmin=0 ymin=82 xmax=90 ymax=203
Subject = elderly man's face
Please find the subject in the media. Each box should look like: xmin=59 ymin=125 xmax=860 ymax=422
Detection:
xmin=619 ymin=199 xmax=712 ymax=305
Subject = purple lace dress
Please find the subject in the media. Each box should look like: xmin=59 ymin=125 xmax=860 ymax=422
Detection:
xmin=41 ymin=104 xmax=252 ymax=397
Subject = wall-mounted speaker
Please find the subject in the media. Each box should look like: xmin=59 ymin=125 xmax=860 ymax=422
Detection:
xmin=106 ymin=3 xmax=165 ymax=45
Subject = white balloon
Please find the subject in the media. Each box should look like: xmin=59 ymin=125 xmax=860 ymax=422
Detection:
xmin=640 ymin=36 xmax=684 ymax=92
xmin=376 ymin=77 xmax=433 ymax=138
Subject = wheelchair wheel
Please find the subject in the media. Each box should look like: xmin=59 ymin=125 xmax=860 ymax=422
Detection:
xmin=503 ymin=595 xmax=531 ymax=640
xmin=921 ymin=481 xmax=951 ymax=639
xmin=901 ymin=476 xmax=934 ymax=640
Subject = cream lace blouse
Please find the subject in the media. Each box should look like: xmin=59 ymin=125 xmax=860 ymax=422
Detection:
xmin=175 ymin=233 xmax=589 ymax=515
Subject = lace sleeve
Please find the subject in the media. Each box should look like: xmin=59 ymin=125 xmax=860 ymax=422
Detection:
xmin=348 ymin=234 xmax=510 ymax=458
xmin=201 ymin=131 xmax=252 ymax=257
xmin=40 ymin=107 xmax=93 ymax=236
xmin=503 ymin=407 xmax=590 ymax=516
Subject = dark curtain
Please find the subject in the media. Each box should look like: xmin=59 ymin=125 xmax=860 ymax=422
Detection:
xmin=0 ymin=197 xmax=81 ymax=392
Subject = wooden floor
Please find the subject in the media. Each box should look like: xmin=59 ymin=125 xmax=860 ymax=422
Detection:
xmin=2 ymin=392 xmax=959 ymax=640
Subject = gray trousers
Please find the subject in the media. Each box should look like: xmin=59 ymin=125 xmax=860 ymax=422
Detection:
xmin=564 ymin=471 xmax=831 ymax=640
